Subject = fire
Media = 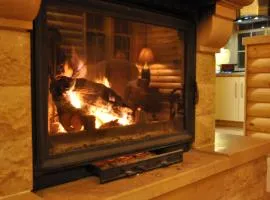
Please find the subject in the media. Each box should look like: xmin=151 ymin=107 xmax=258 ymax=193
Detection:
xmin=94 ymin=77 xmax=111 ymax=88
xmin=88 ymin=98 xmax=133 ymax=129
xmin=64 ymin=85 xmax=133 ymax=130
xmin=53 ymin=48 xmax=133 ymax=133
xmin=58 ymin=122 xmax=67 ymax=133
xmin=65 ymin=90 xmax=82 ymax=109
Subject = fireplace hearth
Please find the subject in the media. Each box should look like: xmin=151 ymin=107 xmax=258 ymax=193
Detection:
xmin=32 ymin=0 xmax=215 ymax=189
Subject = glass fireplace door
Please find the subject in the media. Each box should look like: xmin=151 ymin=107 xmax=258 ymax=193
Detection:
xmin=46 ymin=5 xmax=186 ymax=155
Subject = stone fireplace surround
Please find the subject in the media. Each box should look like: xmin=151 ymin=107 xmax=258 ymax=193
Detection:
xmin=1 ymin=0 xmax=270 ymax=199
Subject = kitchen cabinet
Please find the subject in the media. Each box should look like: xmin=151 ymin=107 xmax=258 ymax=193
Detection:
xmin=215 ymin=76 xmax=245 ymax=122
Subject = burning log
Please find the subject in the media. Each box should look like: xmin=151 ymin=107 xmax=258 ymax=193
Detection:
xmin=50 ymin=76 xmax=127 ymax=107
xmin=59 ymin=111 xmax=84 ymax=132
xmin=50 ymin=76 xmax=134 ymax=132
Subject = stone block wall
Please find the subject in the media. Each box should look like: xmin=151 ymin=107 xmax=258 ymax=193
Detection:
xmin=194 ymin=52 xmax=215 ymax=147
xmin=0 ymin=29 xmax=32 ymax=197
xmin=154 ymin=156 xmax=267 ymax=200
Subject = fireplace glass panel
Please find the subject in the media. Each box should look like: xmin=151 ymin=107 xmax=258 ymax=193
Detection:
xmin=46 ymin=5 xmax=185 ymax=156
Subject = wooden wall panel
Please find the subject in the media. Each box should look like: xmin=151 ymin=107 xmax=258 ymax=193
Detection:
xmin=46 ymin=6 xmax=85 ymax=57
xmin=151 ymin=76 xmax=182 ymax=83
xmin=247 ymin=73 xmax=270 ymax=88
xmin=147 ymin=26 xmax=183 ymax=64
xmin=247 ymin=88 xmax=270 ymax=103
xmin=247 ymin=44 xmax=270 ymax=58
xmin=247 ymin=103 xmax=270 ymax=118
xmin=244 ymin=36 xmax=270 ymax=136
xmin=249 ymin=58 xmax=270 ymax=73
xmin=151 ymin=69 xmax=182 ymax=76
xmin=246 ymin=117 xmax=270 ymax=133
xmin=146 ymin=26 xmax=184 ymax=96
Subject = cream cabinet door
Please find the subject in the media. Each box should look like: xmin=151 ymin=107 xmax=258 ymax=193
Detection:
xmin=215 ymin=77 xmax=238 ymax=121
xmin=238 ymin=77 xmax=245 ymax=122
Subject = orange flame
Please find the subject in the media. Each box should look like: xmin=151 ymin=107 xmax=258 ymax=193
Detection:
xmin=64 ymin=83 xmax=133 ymax=130
xmin=58 ymin=122 xmax=67 ymax=133
xmin=94 ymin=77 xmax=111 ymax=88
xmin=65 ymin=89 xmax=82 ymax=109
xmin=54 ymin=49 xmax=133 ymax=133
xmin=88 ymin=98 xmax=133 ymax=129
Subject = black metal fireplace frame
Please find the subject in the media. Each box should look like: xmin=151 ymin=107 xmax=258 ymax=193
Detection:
xmin=32 ymin=0 xmax=197 ymax=190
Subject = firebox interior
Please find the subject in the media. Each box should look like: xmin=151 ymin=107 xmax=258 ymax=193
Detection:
xmin=47 ymin=5 xmax=186 ymax=155
xmin=32 ymin=0 xmax=196 ymax=189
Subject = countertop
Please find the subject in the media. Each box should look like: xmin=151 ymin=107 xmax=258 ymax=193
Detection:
xmin=216 ymin=72 xmax=245 ymax=77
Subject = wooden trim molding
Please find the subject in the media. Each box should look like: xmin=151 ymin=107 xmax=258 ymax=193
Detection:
xmin=243 ymin=35 xmax=270 ymax=45
xmin=0 ymin=0 xmax=41 ymax=30
xmin=197 ymin=0 xmax=255 ymax=53
xmin=219 ymin=0 xmax=255 ymax=9
xmin=216 ymin=120 xmax=244 ymax=128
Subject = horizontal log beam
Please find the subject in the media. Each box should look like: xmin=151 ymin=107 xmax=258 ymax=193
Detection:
xmin=247 ymin=88 xmax=270 ymax=103
xmin=47 ymin=11 xmax=83 ymax=22
xmin=150 ymin=64 xmax=180 ymax=70
xmin=151 ymin=69 xmax=182 ymax=76
xmin=150 ymin=82 xmax=182 ymax=89
xmin=247 ymin=103 xmax=270 ymax=118
xmin=246 ymin=117 xmax=270 ymax=133
xmin=47 ymin=20 xmax=83 ymax=31
xmin=247 ymin=44 xmax=270 ymax=58
xmin=248 ymin=58 xmax=270 ymax=73
xmin=59 ymin=30 xmax=83 ymax=38
xmin=151 ymin=76 xmax=182 ymax=83
xmin=247 ymin=73 xmax=270 ymax=88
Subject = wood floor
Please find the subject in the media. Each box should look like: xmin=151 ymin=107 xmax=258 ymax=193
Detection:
xmin=215 ymin=126 xmax=244 ymax=136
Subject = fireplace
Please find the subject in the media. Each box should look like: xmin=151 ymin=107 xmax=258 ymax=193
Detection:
xmin=32 ymin=0 xmax=213 ymax=190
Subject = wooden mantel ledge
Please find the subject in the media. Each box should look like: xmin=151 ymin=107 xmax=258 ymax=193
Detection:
xmin=243 ymin=35 xmax=270 ymax=45
xmin=0 ymin=0 xmax=41 ymax=30
xmin=0 ymin=192 xmax=42 ymax=200
xmin=33 ymin=133 xmax=270 ymax=200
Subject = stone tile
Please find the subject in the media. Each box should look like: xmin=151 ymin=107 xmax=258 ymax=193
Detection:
xmin=1 ymin=192 xmax=41 ymax=200
xmin=0 ymin=86 xmax=32 ymax=197
xmin=224 ymin=178 xmax=266 ymax=200
xmin=0 ymin=86 xmax=31 ymax=142
xmin=154 ymin=157 xmax=267 ymax=200
xmin=196 ymin=52 xmax=215 ymax=85
xmin=196 ymin=83 xmax=215 ymax=116
xmin=194 ymin=114 xmax=215 ymax=147
xmin=223 ymin=157 xmax=266 ymax=199
xmin=0 ymin=30 xmax=30 ymax=86
xmin=154 ymin=183 xmax=197 ymax=200
xmin=0 ymin=138 xmax=32 ymax=197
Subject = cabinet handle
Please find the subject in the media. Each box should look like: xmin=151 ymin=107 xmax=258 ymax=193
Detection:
xmin=235 ymin=82 xmax=237 ymax=98
xmin=241 ymin=83 xmax=244 ymax=98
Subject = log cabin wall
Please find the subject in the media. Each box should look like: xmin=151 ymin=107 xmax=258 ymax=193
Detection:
xmin=47 ymin=6 xmax=85 ymax=60
xmin=128 ymin=24 xmax=184 ymax=95
xmin=243 ymin=35 xmax=270 ymax=136
xmin=131 ymin=25 xmax=183 ymax=118
xmin=147 ymin=25 xmax=184 ymax=95
xmin=145 ymin=26 xmax=184 ymax=115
